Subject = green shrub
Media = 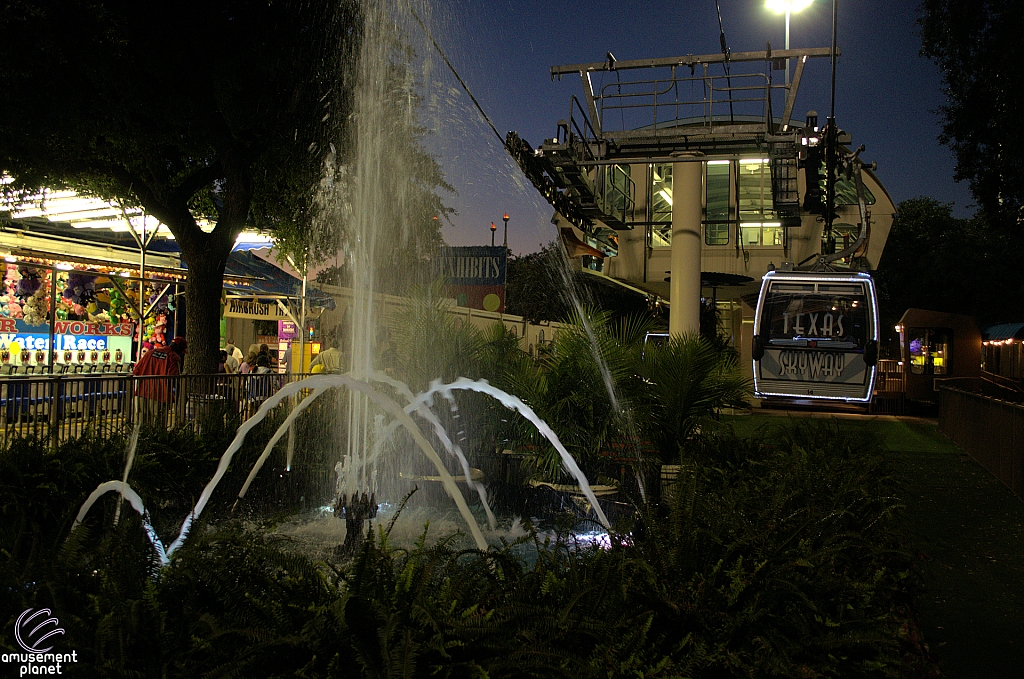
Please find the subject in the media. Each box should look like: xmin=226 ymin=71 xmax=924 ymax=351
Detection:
xmin=0 ymin=417 xmax=930 ymax=678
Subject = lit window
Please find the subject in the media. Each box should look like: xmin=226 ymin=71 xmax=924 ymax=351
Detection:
xmin=649 ymin=164 xmax=673 ymax=247
xmin=739 ymin=222 xmax=784 ymax=247
xmin=908 ymin=328 xmax=951 ymax=375
xmin=738 ymin=158 xmax=775 ymax=223
xmin=705 ymin=161 xmax=730 ymax=245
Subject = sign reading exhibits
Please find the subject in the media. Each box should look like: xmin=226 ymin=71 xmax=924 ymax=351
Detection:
xmin=437 ymin=246 xmax=506 ymax=313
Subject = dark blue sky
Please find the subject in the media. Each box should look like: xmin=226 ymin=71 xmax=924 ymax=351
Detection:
xmin=414 ymin=0 xmax=972 ymax=254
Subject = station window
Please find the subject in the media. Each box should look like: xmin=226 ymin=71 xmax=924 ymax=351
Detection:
xmin=738 ymin=158 xmax=775 ymax=221
xmin=908 ymin=328 xmax=951 ymax=375
xmin=704 ymin=161 xmax=730 ymax=245
xmin=649 ymin=163 xmax=673 ymax=247
xmin=740 ymin=222 xmax=784 ymax=247
xmin=736 ymin=158 xmax=781 ymax=246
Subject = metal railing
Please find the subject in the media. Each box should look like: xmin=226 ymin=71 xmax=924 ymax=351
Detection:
xmin=597 ymin=71 xmax=777 ymax=134
xmin=939 ymin=383 xmax=1024 ymax=499
xmin=0 ymin=372 xmax=321 ymax=448
xmin=874 ymin=359 xmax=905 ymax=393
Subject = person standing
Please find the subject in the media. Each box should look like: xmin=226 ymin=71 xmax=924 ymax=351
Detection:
xmin=223 ymin=344 xmax=240 ymax=373
xmin=226 ymin=340 xmax=244 ymax=363
xmin=310 ymin=333 xmax=343 ymax=373
xmin=133 ymin=336 xmax=187 ymax=426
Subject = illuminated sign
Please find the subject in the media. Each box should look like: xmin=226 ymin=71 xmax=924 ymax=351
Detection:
xmin=0 ymin=320 xmax=134 ymax=355
xmin=224 ymin=298 xmax=289 ymax=319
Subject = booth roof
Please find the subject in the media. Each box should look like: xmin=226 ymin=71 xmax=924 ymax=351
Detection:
xmin=0 ymin=221 xmax=329 ymax=303
xmin=982 ymin=323 xmax=1024 ymax=342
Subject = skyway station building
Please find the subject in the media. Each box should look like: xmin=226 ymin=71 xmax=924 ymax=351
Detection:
xmin=509 ymin=46 xmax=895 ymax=372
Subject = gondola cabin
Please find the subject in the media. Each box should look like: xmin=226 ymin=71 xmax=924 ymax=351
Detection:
xmin=752 ymin=271 xmax=879 ymax=403
xmin=896 ymin=309 xmax=980 ymax=403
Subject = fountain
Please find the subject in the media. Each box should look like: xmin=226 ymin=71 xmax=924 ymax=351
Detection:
xmin=70 ymin=0 xmax=617 ymax=563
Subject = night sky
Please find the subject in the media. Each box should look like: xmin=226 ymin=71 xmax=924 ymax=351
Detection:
xmin=411 ymin=0 xmax=972 ymax=255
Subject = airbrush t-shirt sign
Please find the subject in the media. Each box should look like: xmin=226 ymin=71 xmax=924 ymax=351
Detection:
xmin=0 ymin=318 xmax=134 ymax=359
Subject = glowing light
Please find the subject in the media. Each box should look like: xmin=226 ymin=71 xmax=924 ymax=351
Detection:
xmin=766 ymin=0 xmax=813 ymax=14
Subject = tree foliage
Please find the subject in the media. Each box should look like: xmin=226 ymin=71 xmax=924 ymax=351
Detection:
xmin=505 ymin=241 xmax=663 ymax=325
xmin=875 ymin=197 xmax=1022 ymax=335
xmin=0 ymin=0 xmax=361 ymax=371
xmin=919 ymin=0 xmax=1024 ymax=225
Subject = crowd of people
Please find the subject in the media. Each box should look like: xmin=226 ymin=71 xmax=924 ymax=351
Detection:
xmin=219 ymin=341 xmax=275 ymax=375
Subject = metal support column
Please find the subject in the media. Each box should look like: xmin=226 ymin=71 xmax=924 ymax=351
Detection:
xmin=668 ymin=161 xmax=703 ymax=336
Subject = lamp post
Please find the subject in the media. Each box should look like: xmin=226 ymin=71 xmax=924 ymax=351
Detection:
xmin=490 ymin=221 xmax=496 ymax=247
xmin=502 ymin=212 xmax=509 ymax=249
xmin=766 ymin=0 xmax=813 ymax=85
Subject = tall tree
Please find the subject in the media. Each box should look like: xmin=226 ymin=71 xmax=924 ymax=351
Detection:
xmin=0 ymin=0 xmax=360 ymax=372
xmin=920 ymin=0 xmax=1024 ymax=226
xmin=875 ymin=197 xmax=1021 ymax=335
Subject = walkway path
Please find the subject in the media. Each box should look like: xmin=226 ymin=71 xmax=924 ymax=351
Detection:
xmin=724 ymin=411 xmax=1024 ymax=678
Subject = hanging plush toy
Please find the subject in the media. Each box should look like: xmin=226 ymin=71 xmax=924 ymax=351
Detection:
xmin=21 ymin=287 xmax=48 ymax=326
xmin=62 ymin=272 xmax=97 ymax=318
xmin=149 ymin=312 xmax=168 ymax=347
xmin=1 ymin=265 xmax=22 ymax=320
xmin=108 ymin=290 xmax=127 ymax=320
xmin=16 ymin=267 xmax=42 ymax=300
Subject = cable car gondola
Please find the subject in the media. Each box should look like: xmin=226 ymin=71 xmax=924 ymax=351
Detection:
xmin=751 ymin=125 xmax=880 ymax=403
xmin=752 ymin=270 xmax=878 ymax=402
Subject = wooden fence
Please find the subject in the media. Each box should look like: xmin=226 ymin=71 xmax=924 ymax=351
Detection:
xmin=939 ymin=383 xmax=1024 ymax=499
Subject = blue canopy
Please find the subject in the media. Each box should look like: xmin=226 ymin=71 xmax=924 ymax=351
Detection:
xmin=223 ymin=251 xmax=333 ymax=308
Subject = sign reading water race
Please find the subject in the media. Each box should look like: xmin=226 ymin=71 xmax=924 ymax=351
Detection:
xmin=4 ymin=608 xmax=78 ymax=675
xmin=437 ymin=246 xmax=506 ymax=313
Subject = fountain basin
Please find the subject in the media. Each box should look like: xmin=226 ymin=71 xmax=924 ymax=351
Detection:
xmin=400 ymin=467 xmax=484 ymax=483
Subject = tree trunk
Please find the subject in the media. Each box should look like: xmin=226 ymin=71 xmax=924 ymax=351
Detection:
xmin=180 ymin=246 xmax=229 ymax=375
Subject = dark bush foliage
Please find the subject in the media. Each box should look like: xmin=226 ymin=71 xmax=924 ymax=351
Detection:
xmin=0 ymin=418 xmax=931 ymax=677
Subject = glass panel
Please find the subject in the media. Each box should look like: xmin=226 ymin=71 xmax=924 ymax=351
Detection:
xmin=650 ymin=163 xmax=673 ymax=247
xmin=705 ymin=222 xmax=729 ymax=245
xmin=909 ymin=333 xmax=927 ymax=374
xmin=604 ymin=164 xmax=631 ymax=221
xmin=930 ymin=329 xmax=951 ymax=375
xmin=704 ymin=161 xmax=730 ymax=245
xmin=740 ymin=225 xmax=762 ymax=246
xmin=763 ymin=225 xmax=783 ymax=246
xmin=760 ymin=283 xmax=870 ymax=350
xmin=740 ymin=223 xmax=783 ymax=247
xmin=738 ymin=158 xmax=775 ymax=222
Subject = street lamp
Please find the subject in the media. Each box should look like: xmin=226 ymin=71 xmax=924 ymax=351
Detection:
xmin=766 ymin=0 xmax=813 ymax=85
xmin=490 ymin=221 xmax=496 ymax=247
xmin=502 ymin=212 xmax=509 ymax=249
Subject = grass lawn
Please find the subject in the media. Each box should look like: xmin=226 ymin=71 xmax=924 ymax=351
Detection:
xmin=722 ymin=411 xmax=1024 ymax=678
